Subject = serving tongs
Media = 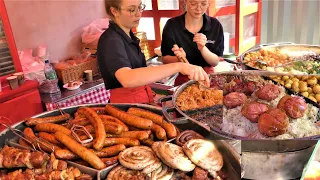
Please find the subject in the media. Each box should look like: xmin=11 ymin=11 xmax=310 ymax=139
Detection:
xmin=0 ymin=116 xmax=55 ymax=153
xmin=56 ymin=104 xmax=93 ymax=144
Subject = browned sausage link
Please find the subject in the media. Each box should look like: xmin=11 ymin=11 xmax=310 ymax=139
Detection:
xmin=112 ymin=131 xmax=151 ymax=141
xmin=101 ymin=156 xmax=119 ymax=166
xmin=85 ymin=121 xmax=124 ymax=135
xmin=151 ymin=124 xmax=166 ymax=140
xmin=54 ymin=131 xmax=106 ymax=169
xmin=38 ymin=132 xmax=64 ymax=147
xmin=99 ymin=115 xmax=129 ymax=132
xmin=77 ymin=107 xmax=106 ymax=151
xmin=54 ymin=149 xmax=79 ymax=160
xmin=80 ymin=134 xmax=96 ymax=141
xmin=91 ymin=107 xmax=106 ymax=114
xmin=74 ymin=112 xmax=86 ymax=119
xmin=25 ymin=114 xmax=71 ymax=126
xmin=91 ymin=144 xmax=126 ymax=158
xmin=141 ymin=138 xmax=154 ymax=147
xmin=34 ymin=123 xmax=72 ymax=136
xmin=127 ymin=107 xmax=163 ymax=125
xmin=161 ymin=121 xmax=178 ymax=139
xmin=127 ymin=125 xmax=142 ymax=131
xmin=24 ymin=128 xmax=60 ymax=153
xmin=105 ymin=105 xmax=153 ymax=130
xmin=84 ymin=125 xmax=95 ymax=134
xmin=104 ymin=138 xmax=140 ymax=147
xmin=102 ymin=121 xmax=124 ymax=134
xmin=69 ymin=117 xmax=91 ymax=126
xmin=18 ymin=138 xmax=32 ymax=148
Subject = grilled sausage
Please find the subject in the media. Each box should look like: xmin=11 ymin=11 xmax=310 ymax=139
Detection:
xmin=54 ymin=131 xmax=106 ymax=169
xmin=105 ymin=105 xmax=153 ymax=130
xmin=25 ymin=114 xmax=70 ymax=126
xmin=77 ymin=107 xmax=106 ymax=151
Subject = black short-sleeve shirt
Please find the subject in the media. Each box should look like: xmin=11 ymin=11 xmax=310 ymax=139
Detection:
xmin=161 ymin=13 xmax=224 ymax=67
xmin=97 ymin=21 xmax=146 ymax=90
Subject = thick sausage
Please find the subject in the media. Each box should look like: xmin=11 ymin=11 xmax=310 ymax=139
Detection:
xmin=105 ymin=105 xmax=153 ymax=130
xmin=55 ymin=145 xmax=124 ymax=159
xmin=101 ymin=156 xmax=119 ymax=166
xmin=127 ymin=107 xmax=163 ymax=125
xmin=24 ymin=128 xmax=60 ymax=152
xmin=141 ymin=138 xmax=154 ymax=147
xmin=91 ymin=144 xmax=126 ymax=158
xmin=54 ymin=149 xmax=79 ymax=160
xmin=74 ymin=112 xmax=86 ymax=119
xmin=77 ymin=107 xmax=106 ymax=151
xmin=161 ymin=121 xmax=177 ymax=139
xmin=54 ymin=131 xmax=106 ymax=169
xmin=151 ymin=124 xmax=166 ymax=140
xmin=38 ymin=132 xmax=63 ymax=147
xmin=104 ymin=138 xmax=140 ymax=147
xmin=69 ymin=118 xmax=90 ymax=126
xmin=102 ymin=121 xmax=124 ymax=134
xmin=34 ymin=123 xmax=72 ymax=136
xmin=99 ymin=115 xmax=129 ymax=132
xmin=80 ymin=134 xmax=95 ymax=140
xmin=112 ymin=131 xmax=151 ymax=141
xmin=84 ymin=121 xmax=124 ymax=135
xmin=127 ymin=125 xmax=142 ymax=131
xmin=25 ymin=114 xmax=70 ymax=126
xmin=91 ymin=107 xmax=106 ymax=114
xmin=18 ymin=138 xmax=32 ymax=148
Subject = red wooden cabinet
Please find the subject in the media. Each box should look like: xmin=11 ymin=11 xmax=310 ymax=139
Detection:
xmin=0 ymin=0 xmax=43 ymax=125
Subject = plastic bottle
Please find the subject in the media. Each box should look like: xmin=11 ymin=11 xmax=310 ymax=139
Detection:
xmin=44 ymin=60 xmax=57 ymax=80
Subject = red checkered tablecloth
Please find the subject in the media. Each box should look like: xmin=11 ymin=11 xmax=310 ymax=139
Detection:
xmin=45 ymin=86 xmax=110 ymax=111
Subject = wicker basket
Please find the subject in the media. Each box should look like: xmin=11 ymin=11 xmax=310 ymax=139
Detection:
xmin=55 ymin=57 xmax=99 ymax=84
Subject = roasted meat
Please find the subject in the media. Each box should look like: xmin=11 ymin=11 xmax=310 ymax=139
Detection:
xmin=258 ymin=108 xmax=289 ymax=137
xmin=256 ymin=84 xmax=281 ymax=101
xmin=241 ymin=102 xmax=269 ymax=123
xmin=223 ymin=92 xmax=247 ymax=108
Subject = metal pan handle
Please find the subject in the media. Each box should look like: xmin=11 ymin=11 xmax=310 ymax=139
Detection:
xmin=259 ymin=42 xmax=295 ymax=48
xmin=158 ymin=95 xmax=189 ymax=124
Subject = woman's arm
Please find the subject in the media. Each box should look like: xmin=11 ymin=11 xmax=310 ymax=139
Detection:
xmin=200 ymin=46 xmax=220 ymax=66
xmin=115 ymin=62 xmax=210 ymax=87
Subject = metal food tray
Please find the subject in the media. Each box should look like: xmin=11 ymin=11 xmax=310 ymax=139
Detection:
xmin=161 ymin=75 xmax=320 ymax=140
xmin=0 ymin=103 xmax=241 ymax=180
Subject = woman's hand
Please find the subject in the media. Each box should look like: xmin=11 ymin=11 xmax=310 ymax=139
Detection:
xmin=193 ymin=33 xmax=207 ymax=51
xmin=203 ymin=66 xmax=214 ymax=74
xmin=172 ymin=45 xmax=186 ymax=59
xmin=179 ymin=63 xmax=210 ymax=87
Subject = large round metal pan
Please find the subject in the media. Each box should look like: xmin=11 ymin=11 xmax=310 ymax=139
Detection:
xmin=160 ymin=77 xmax=320 ymax=142
xmin=236 ymin=43 xmax=320 ymax=68
xmin=0 ymin=103 xmax=241 ymax=180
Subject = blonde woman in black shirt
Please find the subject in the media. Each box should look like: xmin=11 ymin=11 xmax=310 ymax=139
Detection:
xmin=161 ymin=0 xmax=224 ymax=86
xmin=97 ymin=0 xmax=210 ymax=103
